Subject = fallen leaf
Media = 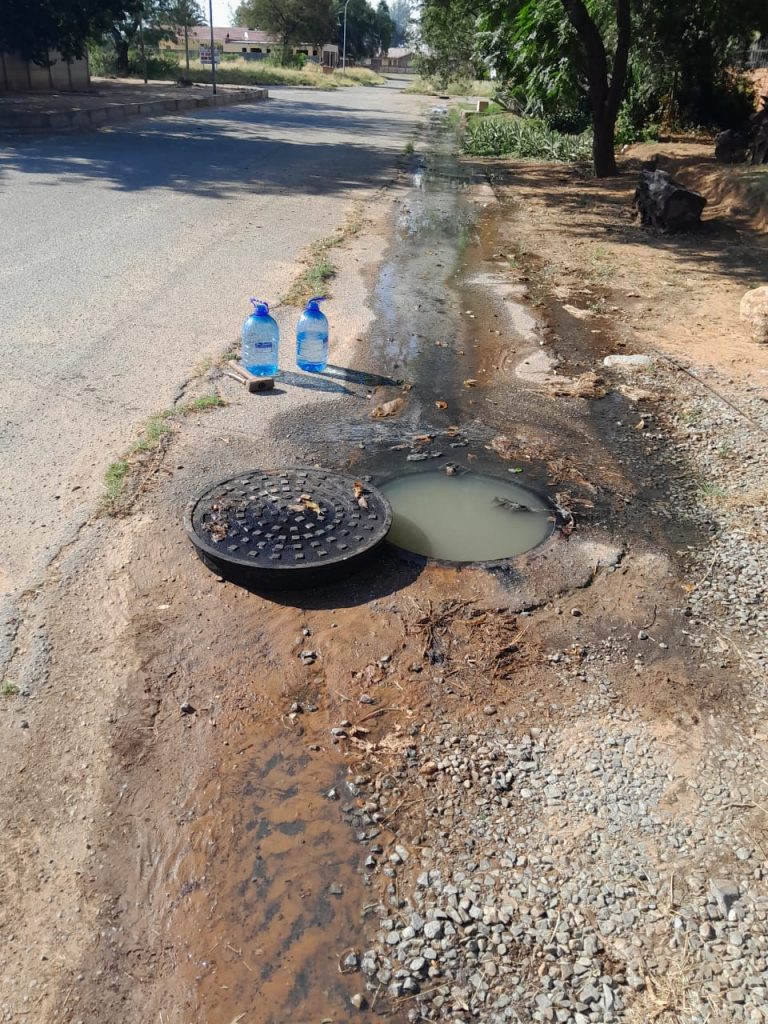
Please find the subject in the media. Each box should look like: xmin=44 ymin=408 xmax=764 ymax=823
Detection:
xmin=401 ymin=382 xmax=413 ymax=392
xmin=371 ymin=397 xmax=405 ymax=418
xmin=413 ymin=433 xmax=434 ymax=445
xmin=298 ymin=494 xmax=323 ymax=515
xmin=435 ymin=400 xmax=448 ymax=410
xmin=353 ymin=480 xmax=369 ymax=509
xmin=463 ymin=379 xmax=479 ymax=388
xmin=635 ymin=418 xmax=646 ymax=430
xmin=434 ymin=340 xmax=447 ymax=348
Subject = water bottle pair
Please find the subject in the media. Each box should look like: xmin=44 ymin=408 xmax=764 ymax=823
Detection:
xmin=241 ymin=297 xmax=328 ymax=378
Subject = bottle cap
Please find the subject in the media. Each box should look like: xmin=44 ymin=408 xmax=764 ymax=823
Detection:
xmin=306 ymin=296 xmax=325 ymax=312
xmin=250 ymin=298 xmax=269 ymax=316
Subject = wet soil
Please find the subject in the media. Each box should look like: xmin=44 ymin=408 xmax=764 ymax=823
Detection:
xmin=0 ymin=116 xmax=754 ymax=1024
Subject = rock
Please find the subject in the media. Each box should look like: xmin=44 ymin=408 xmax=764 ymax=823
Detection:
xmin=603 ymin=354 xmax=653 ymax=370
xmin=709 ymin=878 xmax=739 ymax=916
xmin=299 ymin=649 xmax=317 ymax=665
xmin=739 ymin=285 xmax=768 ymax=343
xmin=350 ymin=992 xmax=367 ymax=1010
xmin=424 ymin=920 xmax=444 ymax=941
xmin=343 ymin=952 xmax=360 ymax=971
xmin=180 ymin=701 xmax=195 ymax=714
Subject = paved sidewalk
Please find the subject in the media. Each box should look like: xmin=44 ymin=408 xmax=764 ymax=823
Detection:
xmin=0 ymin=77 xmax=268 ymax=132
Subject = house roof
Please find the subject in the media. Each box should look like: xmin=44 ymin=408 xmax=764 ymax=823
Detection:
xmin=385 ymin=47 xmax=414 ymax=59
xmin=188 ymin=26 xmax=273 ymax=46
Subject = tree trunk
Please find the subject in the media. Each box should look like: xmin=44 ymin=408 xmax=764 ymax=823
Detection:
xmin=592 ymin=108 xmax=618 ymax=176
xmin=184 ymin=26 xmax=190 ymax=70
xmin=115 ymin=39 xmax=130 ymax=76
xmin=560 ymin=0 xmax=631 ymax=178
xmin=633 ymin=168 xmax=706 ymax=232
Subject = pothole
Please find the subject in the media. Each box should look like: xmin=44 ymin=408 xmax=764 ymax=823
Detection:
xmin=379 ymin=470 xmax=553 ymax=563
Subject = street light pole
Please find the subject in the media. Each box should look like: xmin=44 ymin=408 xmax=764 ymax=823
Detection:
xmin=208 ymin=0 xmax=217 ymax=94
xmin=342 ymin=0 xmax=351 ymax=71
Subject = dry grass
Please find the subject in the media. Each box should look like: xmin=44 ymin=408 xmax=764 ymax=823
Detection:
xmin=282 ymin=205 xmax=366 ymax=306
xmin=183 ymin=58 xmax=384 ymax=90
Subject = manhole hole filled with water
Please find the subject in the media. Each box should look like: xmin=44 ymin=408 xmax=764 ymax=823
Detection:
xmin=379 ymin=471 xmax=553 ymax=563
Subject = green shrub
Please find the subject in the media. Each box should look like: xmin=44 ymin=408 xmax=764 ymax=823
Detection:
xmin=464 ymin=116 xmax=592 ymax=161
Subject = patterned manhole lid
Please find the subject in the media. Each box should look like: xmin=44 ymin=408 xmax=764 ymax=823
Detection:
xmin=184 ymin=468 xmax=392 ymax=589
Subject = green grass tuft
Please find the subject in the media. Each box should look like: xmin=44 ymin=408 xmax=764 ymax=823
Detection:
xmin=1 ymin=681 xmax=19 ymax=697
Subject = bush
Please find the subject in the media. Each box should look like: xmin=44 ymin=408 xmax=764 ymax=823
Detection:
xmin=464 ymin=116 xmax=592 ymax=161
xmin=614 ymin=104 xmax=661 ymax=146
xmin=88 ymin=44 xmax=179 ymax=79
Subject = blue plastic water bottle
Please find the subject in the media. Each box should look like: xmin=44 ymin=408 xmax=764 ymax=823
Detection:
xmin=296 ymin=296 xmax=329 ymax=373
xmin=241 ymin=299 xmax=279 ymax=377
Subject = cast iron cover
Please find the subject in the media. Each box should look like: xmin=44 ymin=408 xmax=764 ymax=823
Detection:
xmin=185 ymin=468 xmax=392 ymax=589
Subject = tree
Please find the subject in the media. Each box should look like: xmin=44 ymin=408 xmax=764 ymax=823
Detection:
xmin=558 ymin=0 xmax=630 ymax=176
xmin=105 ymin=0 xmax=178 ymax=76
xmin=234 ymin=0 xmax=337 ymax=61
xmin=376 ymin=1 xmax=395 ymax=55
xmin=388 ymin=0 xmax=413 ymax=46
xmin=336 ymin=0 xmax=394 ymax=59
xmin=169 ymin=0 xmax=206 ymax=70
xmin=0 ymin=0 xmax=128 ymax=64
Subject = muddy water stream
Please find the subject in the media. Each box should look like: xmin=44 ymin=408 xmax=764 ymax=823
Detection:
xmin=139 ymin=116 xmax=490 ymax=1024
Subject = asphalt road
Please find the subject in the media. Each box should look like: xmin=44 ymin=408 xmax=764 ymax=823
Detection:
xmin=0 ymin=80 xmax=423 ymax=612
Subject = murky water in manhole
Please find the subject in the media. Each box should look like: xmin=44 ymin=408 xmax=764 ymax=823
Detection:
xmin=381 ymin=472 xmax=553 ymax=561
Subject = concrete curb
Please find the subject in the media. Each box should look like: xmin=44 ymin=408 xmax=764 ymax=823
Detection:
xmin=0 ymin=87 xmax=269 ymax=134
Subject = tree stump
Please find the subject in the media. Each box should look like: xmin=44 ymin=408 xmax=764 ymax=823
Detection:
xmin=714 ymin=129 xmax=748 ymax=164
xmin=633 ymin=168 xmax=707 ymax=233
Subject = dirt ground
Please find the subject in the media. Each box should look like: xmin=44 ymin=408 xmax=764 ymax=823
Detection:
xmin=1 ymin=130 xmax=766 ymax=1024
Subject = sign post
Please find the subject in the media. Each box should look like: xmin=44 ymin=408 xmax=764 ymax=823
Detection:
xmin=208 ymin=0 xmax=217 ymax=95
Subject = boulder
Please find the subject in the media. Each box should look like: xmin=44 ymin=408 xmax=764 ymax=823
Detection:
xmin=739 ymin=285 xmax=768 ymax=343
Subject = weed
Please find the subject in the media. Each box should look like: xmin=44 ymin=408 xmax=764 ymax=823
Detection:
xmin=131 ymin=410 xmax=173 ymax=454
xmin=283 ymin=207 xmax=366 ymax=306
xmin=100 ymin=394 xmax=225 ymax=515
xmin=1 ymin=681 xmax=19 ymax=697
xmin=176 ymin=395 xmax=225 ymax=414
xmin=404 ymin=141 xmax=415 ymax=155
xmin=586 ymin=244 xmax=614 ymax=282
xmin=679 ymin=406 xmax=702 ymax=426
xmin=698 ymin=482 xmax=727 ymax=502
xmin=102 ymin=459 xmax=132 ymax=511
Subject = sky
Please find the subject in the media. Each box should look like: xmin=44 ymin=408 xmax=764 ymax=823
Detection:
xmin=205 ymin=0 xmax=235 ymax=26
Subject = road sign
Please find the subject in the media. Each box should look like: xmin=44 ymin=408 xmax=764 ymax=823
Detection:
xmin=199 ymin=47 xmax=220 ymax=65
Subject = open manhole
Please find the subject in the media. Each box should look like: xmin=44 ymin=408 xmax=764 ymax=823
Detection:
xmin=185 ymin=468 xmax=392 ymax=589
xmin=379 ymin=471 xmax=554 ymax=564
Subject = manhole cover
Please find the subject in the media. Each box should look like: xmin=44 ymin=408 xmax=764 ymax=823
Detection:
xmin=185 ymin=468 xmax=392 ymax=589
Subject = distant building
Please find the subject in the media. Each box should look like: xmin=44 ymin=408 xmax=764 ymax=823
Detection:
xmin=0 ymin=50 xmax=89 ymax=91
xmin=169 ymin=26 xmax=339 ymax=67
xmin=377 ymin=47 xmax=415 ymax=72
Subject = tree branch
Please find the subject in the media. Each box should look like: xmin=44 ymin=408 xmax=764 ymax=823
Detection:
xmin=559 ymin=0 xmax=608 ymax=100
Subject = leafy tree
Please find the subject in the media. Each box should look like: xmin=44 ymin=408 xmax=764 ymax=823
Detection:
xmin=339 ymin=0 xmax=395 ymax=59
xmin=104 ymin=0 xmax=176 ymax=75
xmin=0 ymin=0 xmax=128 ymax=64
xmin=388 ymin=0 xmax=413 ymax=46
xmin=169 ymin=0 xmax=206 ymax=69
xmin=416 ymin=0 xmax=484 ymax=82
xmin=234 ymin=0 xmax=337 ymax=61
xmin=376 ymin=1 xmax=395 ymax=55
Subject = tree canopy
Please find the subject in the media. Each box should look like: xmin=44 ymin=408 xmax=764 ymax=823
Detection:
xmin=341 ymin=0 xmax=396 ymax=60
xmin=419 ymin=0 xmax=768 ymax=175
xmin=233 ymin=0 xmax=338 ymax=50
xmin=0 ymin=0 xmax=129 ymax=64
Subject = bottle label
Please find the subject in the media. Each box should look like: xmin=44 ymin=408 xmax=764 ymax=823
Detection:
xmin=252 ymin=342 xmax=273 ymax=350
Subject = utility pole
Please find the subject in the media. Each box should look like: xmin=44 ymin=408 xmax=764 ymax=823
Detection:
xmin=342 ymin=0 xmax=351 ymax=71
xmin=208 ymin=0 xmax=217 ymax=94
xmin=139 ymin=8 xmax=148 ymax=83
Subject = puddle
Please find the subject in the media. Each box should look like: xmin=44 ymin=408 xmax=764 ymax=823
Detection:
xmin=380 ymin=471 xmax=552 ymax=562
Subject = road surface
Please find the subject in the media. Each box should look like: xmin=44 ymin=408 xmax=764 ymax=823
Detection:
xmin=0 ymin=81 xmax=423 ymax=624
